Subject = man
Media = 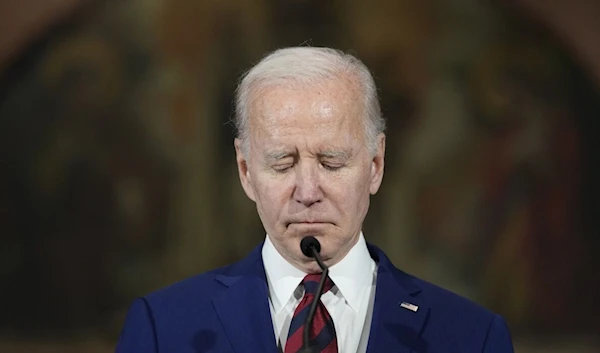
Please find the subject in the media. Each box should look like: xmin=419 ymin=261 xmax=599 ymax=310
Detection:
xmin=116 ymin=47 xmax=514 ymax=352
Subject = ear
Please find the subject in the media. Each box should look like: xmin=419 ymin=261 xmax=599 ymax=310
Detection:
xmin=234 ymin=138 xmax=256 ymax=202
xmin=369 ymin=133 xmax=386 ymax=195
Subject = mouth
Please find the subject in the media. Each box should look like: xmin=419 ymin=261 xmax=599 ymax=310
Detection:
xmin=286 ymin=221 xmax=332 ymax=228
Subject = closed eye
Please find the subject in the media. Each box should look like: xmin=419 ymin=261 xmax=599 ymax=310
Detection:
xmin=317 ymin=150 xmax=350 ymax=172
xmin=273 ymin=164 xmax=293 ymax=173
xmin=321 ymin=163 xmax=343 ymax=171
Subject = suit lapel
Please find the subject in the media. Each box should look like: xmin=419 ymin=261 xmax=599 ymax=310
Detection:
xmin=211 ymin=243 xmax=428 ymax=353
xmin=212 ymin=246 xmax=279 ymax=353
xmin=366 ymin=246 xmax=429 ymax=353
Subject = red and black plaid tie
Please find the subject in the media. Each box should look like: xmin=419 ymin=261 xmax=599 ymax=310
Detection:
xmin=284 ymin=273 xmax=338 ymax=353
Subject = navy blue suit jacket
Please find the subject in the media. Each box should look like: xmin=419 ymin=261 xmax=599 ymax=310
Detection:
xmin=116 ymin=243 xmax=514 ymax=352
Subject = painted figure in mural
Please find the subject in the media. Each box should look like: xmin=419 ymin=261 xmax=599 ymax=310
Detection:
xmin=116 ymin=47 xmax=514 ymax=352
xmin=469 ymin=40 xmax=582 ymax=331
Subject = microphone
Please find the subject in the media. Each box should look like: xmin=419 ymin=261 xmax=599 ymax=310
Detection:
xmin=298 ymin=236 xmax=329 ymax=353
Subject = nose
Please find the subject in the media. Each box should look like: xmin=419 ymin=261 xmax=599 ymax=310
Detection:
xmin=292 ymin=161 xmax=323 ymax=207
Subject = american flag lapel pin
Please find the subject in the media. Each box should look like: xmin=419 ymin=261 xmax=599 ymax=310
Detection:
xmin=399 ymin=302 xmax=419 ymax=312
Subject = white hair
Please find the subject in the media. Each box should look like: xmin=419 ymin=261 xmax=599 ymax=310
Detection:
xmin=234 ymin=47 xmax=385 ymax=156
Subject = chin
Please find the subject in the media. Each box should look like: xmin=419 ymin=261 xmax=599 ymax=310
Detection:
xmin=289 ymin=225 xmax=340 ymax=245
xmin=300 ymin=258 xmax=325 ymax=274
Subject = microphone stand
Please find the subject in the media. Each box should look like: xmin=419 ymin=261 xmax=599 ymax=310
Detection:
xmin=299 ymin=245 xmax=329 ymax=353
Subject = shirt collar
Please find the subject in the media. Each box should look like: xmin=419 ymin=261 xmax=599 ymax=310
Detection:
xmin=262 ymin=235 xmax=305 ymax=313
xmin=328 ymin=233 xmax=375 ymax=311
xmin=262 ymin=232 xmax=375 ymax=313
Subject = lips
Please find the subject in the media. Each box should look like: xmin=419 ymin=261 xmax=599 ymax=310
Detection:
xmin=285 ymin=220 xmax=333 ymax=227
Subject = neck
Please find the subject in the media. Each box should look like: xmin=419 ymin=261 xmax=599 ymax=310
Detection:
xmin=289 ymin=232 xmax=361 ymax=273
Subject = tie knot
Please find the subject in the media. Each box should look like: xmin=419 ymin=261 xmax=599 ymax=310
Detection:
xmin=302 ymin=273 xmax=334 ymax=296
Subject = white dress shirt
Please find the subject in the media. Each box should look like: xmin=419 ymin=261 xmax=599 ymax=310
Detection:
xmin=262 ymin=233 xmax=377 ymax=353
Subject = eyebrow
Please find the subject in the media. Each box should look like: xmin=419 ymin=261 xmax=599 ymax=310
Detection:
xmin=317 ymin=150 xmax=351 ymax=160
xmin=264 ymin=150 xmax=294 ymax=161
xmin=264 ymin=149 xmax=351 ymax=161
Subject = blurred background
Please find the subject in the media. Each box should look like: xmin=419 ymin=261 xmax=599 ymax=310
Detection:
xmin=1 ymin=0 xmax=599 ymax=352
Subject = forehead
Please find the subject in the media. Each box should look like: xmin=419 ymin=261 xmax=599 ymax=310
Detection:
xmin=247 ymin=77 xmax=365 ymax=137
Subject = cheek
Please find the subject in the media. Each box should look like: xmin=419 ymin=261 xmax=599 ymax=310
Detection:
xmin=255 ymin=178 xmax=292 ymax=212
xmin=342 ymin=168 xmax=372 ymax=194
xmin=328 ymin=174 xmax=365 ymax=209
xmin=345 ymin=170 xmax=373 ymax=210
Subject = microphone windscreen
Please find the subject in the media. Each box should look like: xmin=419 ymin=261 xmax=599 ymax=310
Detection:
xmin=300 ymin=236 xmax=321 ymax=258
